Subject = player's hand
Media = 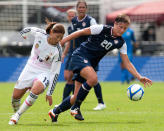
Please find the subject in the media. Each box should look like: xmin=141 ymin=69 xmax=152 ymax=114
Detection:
xmin=61 ymin=54 xmax=65 ymax=63
xmin=46 ymin=95 xmax=53 ymax=106
xmin=139 ymin=76 xmax=152 ymax=88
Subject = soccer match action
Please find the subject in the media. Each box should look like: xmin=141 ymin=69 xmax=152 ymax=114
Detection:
xmin=0 ymin=0 xmax=164 ymax=130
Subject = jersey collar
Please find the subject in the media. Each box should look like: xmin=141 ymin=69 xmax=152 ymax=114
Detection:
xmin=77 ymin=15 xmax=87 ymax=22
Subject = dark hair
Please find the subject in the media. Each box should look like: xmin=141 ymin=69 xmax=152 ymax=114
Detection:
xmin=46 ymin=22 xmax=65 ymax=35
xmin=76 ymin=0 xmax=87 ymax=8
xmin=115 ymin=14 xmax=130 ymax=24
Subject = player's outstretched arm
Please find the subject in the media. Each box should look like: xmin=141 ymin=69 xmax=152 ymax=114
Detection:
xmin=60 ymin=27 xmax=91 ymax=46
xmin=120 ymin=53 xmax=152 ymax=87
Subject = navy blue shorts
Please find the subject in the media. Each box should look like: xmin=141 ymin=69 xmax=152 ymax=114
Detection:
xmin=70 ymin=55 xmax=97 ymax=83
xmin=65 ymin=55 xmax=73 ymax=70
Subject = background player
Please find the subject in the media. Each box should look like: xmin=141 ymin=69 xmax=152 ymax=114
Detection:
xmin=118 ymin=27 xmax=138 ymax=84
xmin=61 ymin=9 xmax=76 ymax=101
xmin=62 ymin=0 xmax=106 ymax=111
xmin=48 ymin=14 xmax=152 ymax=122
xmin=8 ymin=22 xmax=65 ymax=125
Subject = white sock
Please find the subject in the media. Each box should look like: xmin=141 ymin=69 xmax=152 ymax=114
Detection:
xmin=12 ymin=98 xmax=21 ymax=112
xmin=17 ymin=92 xmax=38 ymax=115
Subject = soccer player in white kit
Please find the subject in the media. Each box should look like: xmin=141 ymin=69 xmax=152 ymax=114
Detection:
xmin=8 ymin=22 xmax=65 ymax=125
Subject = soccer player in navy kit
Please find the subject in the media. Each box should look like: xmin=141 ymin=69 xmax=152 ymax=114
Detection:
xmin=61 ymin=9 xmax=76 ymax=100
xmin=62 ymin=0 xmax=106 ymax=110
xmin=48 ymin=14 xmax=152 ymax=122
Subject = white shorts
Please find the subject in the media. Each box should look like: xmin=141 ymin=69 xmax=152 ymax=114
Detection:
xmin=15 ymin=64 xmax=50 ymax=90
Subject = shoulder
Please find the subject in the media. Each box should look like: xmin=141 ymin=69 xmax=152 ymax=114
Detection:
xmin=118 ymin=36 xmax=125 ymax=45
xmin=127 ymin=28 xmax=134 ymax=34
xmin=35 ymin=28 xmax=46 ymax=35
xmin=101 ymin=25 xmax=112 ymax=34
xmin=72 ymin=16 xmax=77 ymax=23
xmin=86 ymin=15 xmax=96 ymax=21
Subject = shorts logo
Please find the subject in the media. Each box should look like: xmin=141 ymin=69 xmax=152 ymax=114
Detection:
xmin=84 ymin=59 xmax=88 ymax=63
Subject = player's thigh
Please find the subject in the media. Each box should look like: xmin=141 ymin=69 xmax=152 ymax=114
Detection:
xmin=31 ymin=73 xmax=50 ymax=95
xmin=80 ymin=66 xmax=98 ymax=85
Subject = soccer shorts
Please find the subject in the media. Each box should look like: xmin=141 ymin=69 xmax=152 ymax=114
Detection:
xmin=15 ymin=64 xmax=50 ymax=90
xmin=70 ymin=55 xmax=98 ymax=83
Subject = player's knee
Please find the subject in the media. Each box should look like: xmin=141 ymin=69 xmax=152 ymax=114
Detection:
xmin=12 ymin=94 xmax=22 ymax=99
xmin=64 ymin=73 xmax=71 ymax=81
xmin=87 ymin=76 xmax=98 ymax=86
xmin=31 ymin=85 xmax=44 ymax=95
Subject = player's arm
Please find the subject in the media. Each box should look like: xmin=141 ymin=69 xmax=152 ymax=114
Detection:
xmin=60 ymin=28 xmax=91 ymax=46
xmin=46 ymin=60 xmax=61 ymax=105
xmin=120 ymin=43 xmax=152 ymax=87
xmin=61 ymin=41 xmax=71 ymax=62
xmin=60 ymin=24 xmax=103 ymax=46
xmin=20 ymin=27 xmax=43 ymax=39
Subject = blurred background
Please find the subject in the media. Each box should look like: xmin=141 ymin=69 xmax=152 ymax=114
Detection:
xmin=0 ymin=0 xmax=164 ymax=82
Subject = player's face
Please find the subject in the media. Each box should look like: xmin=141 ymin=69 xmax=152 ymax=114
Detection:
xmin=49 ymin=32 xmax=64 ymax=45
xmin=67 ymin=12 xmax=76 ymax=22
xmin=77 ymin=3 xmax=87 ymax=18
xmin=113 ymin=22 xmax=129 ymax=37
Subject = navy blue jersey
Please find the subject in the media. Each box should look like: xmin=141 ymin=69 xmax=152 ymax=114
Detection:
xmin=72 ymin=15 xmax=97 ymax=49
xmin=72 ymin=25 xmax=126 ymax=68
xmin=67 ymin=25 xmax=74 ymax=55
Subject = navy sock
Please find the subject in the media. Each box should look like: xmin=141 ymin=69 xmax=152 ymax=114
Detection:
xmin=71 ymin=82 xmax=92 ymax=109
xmin=94 ymin=83 xmax=104 ymax=104
xmin=62 ymin=84 xmax=74 ymax=100
xmin=53 ymin=96 xmax=72 ymax=114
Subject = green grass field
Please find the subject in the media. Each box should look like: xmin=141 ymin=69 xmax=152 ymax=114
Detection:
xmin=0 ymin=82 xmax=164 ymax=131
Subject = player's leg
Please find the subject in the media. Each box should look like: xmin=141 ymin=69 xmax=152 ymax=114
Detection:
xmin=49 ymin=81 xmax=81 ymax=122
xmin=71 ymin=66 xmax=97 ymax=120
xmin=93 ymin=65 xmax=106 ymax=110
xmin=93 ymin=82 xmax=106 ymax=110
xmin=63 ymin=70 xmax=74 ymax=100
xmin=9 ymin=80 xmax=45 ymax=125
xmin=11 ymin=88 xmax=28 ymax=112
xmin=9 ymin=73 xmax=49 ymax=125
xmin=16 ymin=80 xmax=44 ymax=115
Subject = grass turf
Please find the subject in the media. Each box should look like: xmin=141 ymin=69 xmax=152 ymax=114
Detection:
xmin=0 ymin=82 xmax=164 ymax=131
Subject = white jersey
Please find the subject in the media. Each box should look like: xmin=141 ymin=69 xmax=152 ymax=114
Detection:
xmin=19 ymin=27 xmax=62 ymax=96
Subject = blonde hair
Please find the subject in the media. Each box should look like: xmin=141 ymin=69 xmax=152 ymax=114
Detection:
xmin=66 ymin=9 xmax=76 ymax=15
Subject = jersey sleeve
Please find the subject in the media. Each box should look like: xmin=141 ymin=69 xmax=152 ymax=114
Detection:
xmin=119 ymin=42 xmax=127 ymax=54
xmin=20 ymin=27 xmax=45 ymax=39
xmin=46 ymin=60 xmax=61 ymax=96
xmin=90 ymin=24 xmax=104 ymax=35
xmin=90 ymin=18 xmax=97 ymax=26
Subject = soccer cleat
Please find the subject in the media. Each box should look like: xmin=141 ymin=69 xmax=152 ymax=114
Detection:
xmin=70 ymin=108 xmax=84 ymax=121
xmin=48 ymin=109 xmax=58 ymax=123
xmin=54 ymin=104 xmax=59 ymax=108
xmin=93 ymin=103 xmax=106 ymax=111
xmin=8 ymin=113 xmax=20 ymax=125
